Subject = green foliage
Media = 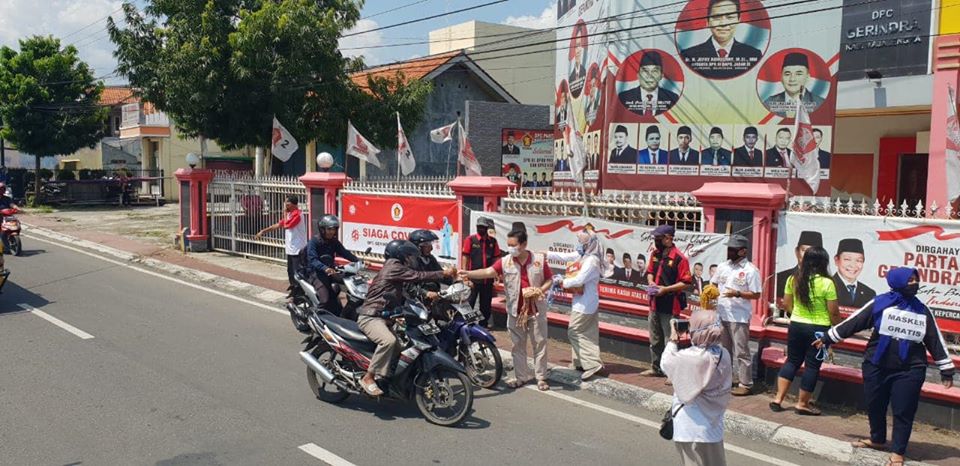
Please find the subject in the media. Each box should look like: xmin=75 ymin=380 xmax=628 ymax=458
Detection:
xmin=350 ymin=72 xmax=433 ymax=150
xmin=56 ymin=169 xmax=76 ymax=181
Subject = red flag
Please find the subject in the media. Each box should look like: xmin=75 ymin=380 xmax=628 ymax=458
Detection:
xmin=457 ymin=122 xmax=482 ymax=176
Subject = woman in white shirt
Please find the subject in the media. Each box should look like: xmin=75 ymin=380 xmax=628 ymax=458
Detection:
xmin=546 ymin=232 xmax=603 ymax=381
xmin=661 ymin=309 xmax=732 ymax=466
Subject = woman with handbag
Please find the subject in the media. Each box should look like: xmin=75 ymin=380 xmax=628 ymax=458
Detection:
xmin=661 ymin=300 xmax=731 ymax=466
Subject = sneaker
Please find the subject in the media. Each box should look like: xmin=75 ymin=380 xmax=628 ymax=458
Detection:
xmin=731 ymin=385 xmax=753 ymax=396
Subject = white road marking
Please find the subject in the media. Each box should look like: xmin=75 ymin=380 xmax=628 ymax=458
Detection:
xmin=25 ymin=234 xmax=286 ymax=315
xmin=528 ymin=386 xmax=799 ymax=466
xmin=298 ymin=443 xmax=356 ymax=466
xmin=19 ymin=303 xmax=95 ymax=340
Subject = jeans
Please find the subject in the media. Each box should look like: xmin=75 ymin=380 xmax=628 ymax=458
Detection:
xmin=468 ymin=280 xmax=494 ymax=327
xmin=777 ymin=321 xmax=829 ymax=392
xmin=286 ymin=251 xmax=304 ymax=289
xmin=862 ymin=361 xmax=926 ymax=455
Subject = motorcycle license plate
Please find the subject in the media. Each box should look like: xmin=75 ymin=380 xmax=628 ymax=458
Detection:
xmin=419 ymin=322 xmax=441 ymax=335
xmin=457 ymin=306 xmax=482 ymax=322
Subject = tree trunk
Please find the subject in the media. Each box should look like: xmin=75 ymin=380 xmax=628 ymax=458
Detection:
xmin=33 ymin=154 xmax=41 ymax=207
xmin=199 ymin=135 xmax=207 ymax=169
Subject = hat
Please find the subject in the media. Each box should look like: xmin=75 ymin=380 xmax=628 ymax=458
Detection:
xmin=782 ymin=52 xmax=809 ymax=69
xmin=710 ymin=127 xmax=723 ymax=137
xmin=727 ymin=234 xmax=749 ymax=249
xmin=677 ymin=126 xmax=692 ymax=136
xmin=796 ymin=230 xmax=823 ymax=248
xmin=615 ymin=124 xmax=629 ymax=135
xmin=640 ymin=51 xmax=663 ymax=68
xmin=653 ymin=225 xmax=675 ymax=237
xmin=837 ymin=238 xmax=865 ymax=255
xmin=646 ymin=125 xmax=661 ymax=137
xmin=477 ymin=217 xmax=494 ymax=228
xmin=743 ymin=126 xmax=758 ymax=137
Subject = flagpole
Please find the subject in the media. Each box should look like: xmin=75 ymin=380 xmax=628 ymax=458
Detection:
xmin=396 ymin=112 xmax=402 ymax=182
xmin=456 ymin=118 xmax=463 ymax=177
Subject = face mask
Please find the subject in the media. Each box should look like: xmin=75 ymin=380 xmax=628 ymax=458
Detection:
xmin=506 ymin=246 xmax=520 ymax=257
xmin=477 ymin=227 xmax=489 ymax=237
xmin=576 ymin=244 xmax=585 ymax=256
xmin=727 ymin=249 xmax=741 ymax=262
xmin=901 ymin=283 xmax=919 ymax=298
xmin=654 ymin=239 xmax=665 ymax=250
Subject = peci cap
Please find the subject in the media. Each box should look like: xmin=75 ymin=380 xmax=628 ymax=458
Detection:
xmin=782 ymin=52 xmax=809 ymax=69
xmin=640 ymin=51 xmax=663 ymax=68
xmin=743 ymin=126 xmax=758 ymax=137
xmin=837 ymin=238 xmax=865 ymax=255
xmin=477 ymin=217 xmax=494 ymax=228
xmin=615 ymin=124 xmax=629 ymax=134
xmin=677 ymin=126 xmax=692 ymax=136
xmin=797 ymin=230 xmax=823 ymax=248
xmin=653 ymin=224 xmax=675 ymax=237
xmin=728 ymin=234 xmax=750 ymax=249
xmin=710 ymin=127 xmax=723 ymax=137
xmin=646 ymin=125 xmax=661 ymax=137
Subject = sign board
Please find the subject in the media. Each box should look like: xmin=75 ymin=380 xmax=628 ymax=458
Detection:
xmin=341 ymin=194 xmax=459 ymax=264
xmin=501 ymin=129 xmax=555 ymax=191
xmin=120 ymin=103 xmax=140 ymax=129
xmin=837 ymin=0 xmax=932 ymax=81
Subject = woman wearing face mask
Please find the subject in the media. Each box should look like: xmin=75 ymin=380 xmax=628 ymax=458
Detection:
xmin=661 ymin=310 xmax=731 ymax=466
xmin=545 ymin=232 xmax=604 ymax=380
xmin=814 ymin=268 xmax=954 ymax=465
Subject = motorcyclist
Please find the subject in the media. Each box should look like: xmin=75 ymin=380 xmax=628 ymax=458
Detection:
xmin=305 ymin=214 xmax=359 ymax=316
xmin=409 ymin=229 xmax=454 ymax=296
xmin=0 ymin=182 xmax=16 ymax=257
xmin=356 ymin=239 xmax=457 ymax=396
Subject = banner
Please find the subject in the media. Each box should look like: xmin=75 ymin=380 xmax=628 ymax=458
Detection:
xmin=501 ymin=129 xmax=554 ymax=191
xmin=470 ymin=211 xmax=728 ymax=308
xmin=837 ymin=0 xmax=932 ymax=81
xmin=777 ymin=212 xmax=960 ymax=333
xmin=556 ymin=0 xmax=840 ymax=196
xmin=341 ymin=194 xmax=459 ymax=264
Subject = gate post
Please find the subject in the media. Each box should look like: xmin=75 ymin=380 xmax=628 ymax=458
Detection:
xmin=299 ymin=172 xmax=350 ymax=232
xmin=174 ymin=168 xmax=215 ymax=252
xmin=447 ymin=175 xmax=516 ymax=254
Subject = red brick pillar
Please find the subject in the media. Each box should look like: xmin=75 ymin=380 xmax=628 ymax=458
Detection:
xmin=927 ymin=36 xmax=960 ymax=217
xmin=299 ymin=172 xmax=351 ymax=234
xmin=174 ymin=168 xmax=214 ymax=252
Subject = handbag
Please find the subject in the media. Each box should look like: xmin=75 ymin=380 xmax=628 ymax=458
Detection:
xmin=659 ymin=403 xmax=684 ymax=440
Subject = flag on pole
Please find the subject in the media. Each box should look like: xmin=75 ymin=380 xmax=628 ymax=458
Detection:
xmin=790 ymin=99 xmax=821 ymax=194
xmin=946 ymin=84 xmax=960 ymax=204
xmin=457 ymin=122 xmax=482 ymax=176
xmin=564 ymin=99 xmax=587 ymax=184
xmin=430 ymin=121 xmax=456 ymax=143
xmin=271 ymin=117 xmax=299 ymax=162
xmin=397 ymin=113 xmax=416 ymax=176
xmin=346 ymin=120 xmax=382 ymax=168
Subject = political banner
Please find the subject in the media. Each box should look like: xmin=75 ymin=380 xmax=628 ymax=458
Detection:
xmin=470 ymin=210 xmax=728 ymax=309
xmin=777 ymin=212 xmax=960 ymax=334
xmin=501 ymin=129 xmax=555 ymax=191
xmin=556 ymin=0 xmax=841 ymax=196
xmin=341 ymin=194 xmax=459 ymax=264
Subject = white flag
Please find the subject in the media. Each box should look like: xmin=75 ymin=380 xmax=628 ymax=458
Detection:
xmin=457 ymin=122 xmax=482 ymax=176
xmin=790 ymin=99 xmax=820 ymax=194
xmin=564 ymin=99 xmax=587 ymax=184
xmin=397 ymin=113 xmax=416 ymax=176
xmin=946 ymin=85 xmax=960 ymax=204
xmin=271 ymin=117 xmax=299 ymax=162
xmin=346 ymin=120 xmax=382 ymax=168
xmin=430 ymin=121 xmax=456 ymax=143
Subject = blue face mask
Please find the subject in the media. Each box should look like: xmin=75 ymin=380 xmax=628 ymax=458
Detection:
xmin=576 ymin=244 xmax=585 ymax=256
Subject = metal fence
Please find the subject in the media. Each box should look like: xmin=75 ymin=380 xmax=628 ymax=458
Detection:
xmin=787 ymin=196 xmax=959 ymax=219
xmin=502 ymin=189 xmax=704 ymax=232
xmin=208 ymin=173 xmax=307 ymax=262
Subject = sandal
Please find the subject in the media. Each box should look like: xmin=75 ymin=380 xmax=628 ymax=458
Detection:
xmin=537 ymin=380 xmax=550 ymax=391
xmin=851 ymin=439 xmax=887 ymax=451
xmin=361 ymin=380 xmax=383 ymax=397
xmin=887 ymin=459 xmax=904 ymax=466
xmin=795 ymin=406 xmax=822 ymax=416
xmin=769 ymin=401 xmax=785 ymax=413
xmin=505 ymin=378 xmax=528 ymax=389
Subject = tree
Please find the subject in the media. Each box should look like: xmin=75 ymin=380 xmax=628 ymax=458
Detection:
xmin=0 ymin=36 xmax=107 ymax=204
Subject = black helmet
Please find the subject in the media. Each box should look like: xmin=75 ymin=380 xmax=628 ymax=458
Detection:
xmin=317 ymin=214 xmax=340 ymax=230
xmin=384 ymin=240 xmax=420 ymax=264
xmin=408 ymin=229 xmax=439 ymax=246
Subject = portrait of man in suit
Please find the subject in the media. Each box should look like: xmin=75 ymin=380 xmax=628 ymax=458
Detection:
xmin=763 ymin=52 xmax=826 ymax=118
xmin=569 ymin=39 xmax=587 ymax=98
xmin=555 ymin=144 xmax=570 ymax=172
xmin=669 ymin=125 xmax=700 ymax=165
xmin=776 ymin=230 xmax=822 ymax=298
xmin=701 ymin=127 xmax=732 ymax=166
xmin=609 ymin=125 xmax=638 ymax=164
xmin=833 ymin=238 xmax=876 ymax=308
xmin=502 ymin=131 xmax=520 ymax=155
xmin=634 ymin=253 xmax=649 ymax=285
xmin=618 ymin=51 xmax=679 ymax=116
xmin=613 ymin=253 xmax=642 ymax=285
xmin=813 ymin=128 xmax=830 ymax=169
xmin=638 ymin=125 xmax=668 ymax=165
xmin=765 ymin=128 xmax=792 ymax=167
xmin=692 ymin=262 xmax=705 ymax=296
xmin=733 ymin=126 xmax=763 ymax=167
xmin=603 ymin=248 xmax=616 ymax=278
xmin=680 ymin=0 xmax=764 ymax=79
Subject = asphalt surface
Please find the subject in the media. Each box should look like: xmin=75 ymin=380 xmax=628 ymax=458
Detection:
xmin=0 ymin=236 xmax=823 ymax=466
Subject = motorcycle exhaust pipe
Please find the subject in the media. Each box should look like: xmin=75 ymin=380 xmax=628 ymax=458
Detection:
xmin=299 ymin=351 xmax=335 ymax=384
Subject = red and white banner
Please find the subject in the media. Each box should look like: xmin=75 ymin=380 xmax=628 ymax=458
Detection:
xmin=341 ymin=194 xmax=459 ymax=263
xmin=778 ymin=212 xmax=960 ymax=333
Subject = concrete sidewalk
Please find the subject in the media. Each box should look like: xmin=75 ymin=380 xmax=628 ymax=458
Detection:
xmin=17 ymin=207 xmax=960 ymax=465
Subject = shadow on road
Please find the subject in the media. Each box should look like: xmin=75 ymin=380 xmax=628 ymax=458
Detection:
xmin=0 ymin=281 xmax=51 ymax=315
xmin=335 ymin=397 xmax=491 ymax=429
xmin=14 ymin=248 xmax=46 ymax=257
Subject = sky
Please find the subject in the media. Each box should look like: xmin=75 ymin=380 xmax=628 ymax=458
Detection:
xmin=0 ymin=0 xmax=557 ymax=85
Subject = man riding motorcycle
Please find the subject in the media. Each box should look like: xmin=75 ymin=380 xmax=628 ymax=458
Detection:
xmin=355 ymin=239 xmax=457 ymax=396
xmin=409 ymin=229 xmax=454 ymax=302
xmin=305 ymin=215 xmax=359 ymax=316
xmin=0 ymin=182 xmax=15 ymax=262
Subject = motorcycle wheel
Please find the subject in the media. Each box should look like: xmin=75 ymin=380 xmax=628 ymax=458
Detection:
xmin=458 ymin=340 xmax=503 ymax=389
xmin=305 ymin=346 xmax=350 ymax=404
xmin=288 ymin=297 xmax=311 ymax=334
xmin=414 ymin=367 xmax=474 ymax=427
xmin=8 ymin=236 xmax=21 ymax=257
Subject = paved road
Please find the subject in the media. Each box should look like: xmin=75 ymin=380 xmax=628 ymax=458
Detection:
xmin=0 ymin=236 xmax=823 ymax=465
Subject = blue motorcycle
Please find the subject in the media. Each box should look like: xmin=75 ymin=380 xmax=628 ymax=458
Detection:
xmin=433 ymin=283 xmax=503 ymax=389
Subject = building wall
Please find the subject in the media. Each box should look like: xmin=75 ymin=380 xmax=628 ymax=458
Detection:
xmin=465 ymin=100 xmax=552 ymax=177
xmin=833 ymin=112 xmax=930 ymax=199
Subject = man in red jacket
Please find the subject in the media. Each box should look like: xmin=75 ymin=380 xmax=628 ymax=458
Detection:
xmin=462 ymin=217 xmax=501 ymax=327
xmin=644 ymin=225 xmax=692 ymax=378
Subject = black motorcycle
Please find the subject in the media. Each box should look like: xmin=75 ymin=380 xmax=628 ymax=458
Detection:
xmin=287 ymin=253 xmax=368 ymax=333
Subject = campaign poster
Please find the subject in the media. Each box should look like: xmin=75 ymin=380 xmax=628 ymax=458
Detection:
xmin=341 ymin=194 xmax=459 ymax=264
xmin=556 ymin=0 xmax=841 ymax=196
xmin=777 ymin=212 xmax=960 ymax=334
xmin=502 ymin=129 xmax=555 ymax=191
xmin=471 ymin=210 xmax=728 ymax=310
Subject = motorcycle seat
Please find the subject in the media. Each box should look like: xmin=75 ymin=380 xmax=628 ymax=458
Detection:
xmin=319 ymin=313 xmax=369 ymax=342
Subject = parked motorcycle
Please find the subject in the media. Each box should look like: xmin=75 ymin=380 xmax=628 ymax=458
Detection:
xmin=425 ymin=282 xmax=503 ymax=389
xmin=299 ymin=291 xmax=475 ymax=426
xmin=1 ymin=207 xmax=22 ymax=256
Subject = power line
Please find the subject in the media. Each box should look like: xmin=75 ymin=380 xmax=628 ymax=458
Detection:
xmin=342 ymin=0 xmax=509 ymax=38
xmin=60 ymin=6 xmax=125 ymax=41
xmin=361 ymin=0 xmax=432 ymax=20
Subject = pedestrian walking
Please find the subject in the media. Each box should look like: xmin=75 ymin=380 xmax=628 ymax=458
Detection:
xmin=462 ymin=217 xmax=501 ymax=327
xmin=770 ymin=246 xmax=839 ymax=414
xmin=711 ymin=234 xmax=762 ymax=396
xmin=255 ymin=195 xmax=307 ymax=298
xmin=662 ymin=310 xmax=731 ymax=466
xmin=815 ymin=267 xmax=955 ymax=465
xmin=644 ymin=225 xmax=693 ymax=378
xmin=545 ymin=232 xmax=603 ymax=380
xmin=462 ymin=228 xmax=553 ymax=390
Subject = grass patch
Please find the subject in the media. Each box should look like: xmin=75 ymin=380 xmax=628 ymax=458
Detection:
xmin=25 ymin=205 xmax=56 ymax=214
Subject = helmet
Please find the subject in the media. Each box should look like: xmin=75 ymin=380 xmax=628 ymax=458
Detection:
xmin=408 ymin=229 xmax=439 ymax=246
xmin=384 ymin=240 xmax=420 ymax=265
xmin=317 ymin=214 xmax=340 ymax=230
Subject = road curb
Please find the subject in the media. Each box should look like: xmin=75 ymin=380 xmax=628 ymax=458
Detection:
xmin=497 ymin=349 xmax=928 ymax=466
xmin=22 ymin=223 xmax=289 ymax=307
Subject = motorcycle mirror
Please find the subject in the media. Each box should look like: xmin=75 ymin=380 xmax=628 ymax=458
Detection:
xmin=364 ymin=247 xmax=373 ymax=254
xmin=320 ymin=254 xmax=335 ymax=267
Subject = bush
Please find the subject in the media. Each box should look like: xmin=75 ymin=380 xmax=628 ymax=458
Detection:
xmin=56 ymin=169 xmax=76 ymax=181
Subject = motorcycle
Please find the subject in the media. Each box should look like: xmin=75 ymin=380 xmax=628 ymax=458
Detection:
xmin=288 ymin=254 xmax=368 ymax=334
xmin=299 ymin=291 xmax=475 ymax=427
xmin=1 ymin=207 xmax=22 ymax=256
xmin=426 ymin=282 xmax=503 ymax=389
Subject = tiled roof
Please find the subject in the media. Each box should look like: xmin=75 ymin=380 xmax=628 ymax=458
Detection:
xmin=100 ymin=87 xmax=138 ymax=106
xmin=349 ymin=51 xmax=463 ymax=88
